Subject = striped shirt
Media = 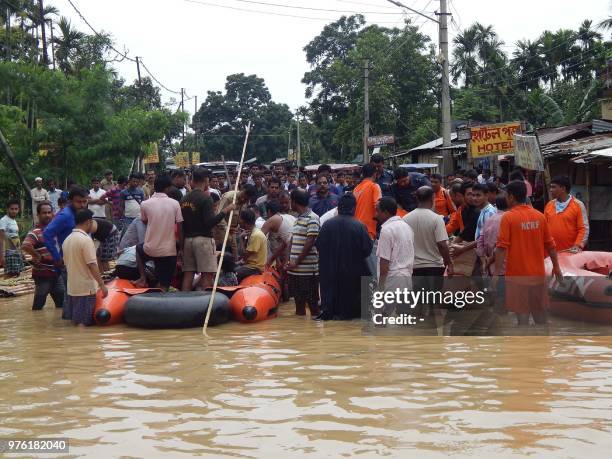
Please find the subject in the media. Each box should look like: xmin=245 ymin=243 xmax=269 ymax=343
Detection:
xmin=288 ymin=209 xmax=320 ymax=275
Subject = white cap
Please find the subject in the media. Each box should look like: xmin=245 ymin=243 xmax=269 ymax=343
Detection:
xmin=35 ymin=177 xmax=43 ymax=181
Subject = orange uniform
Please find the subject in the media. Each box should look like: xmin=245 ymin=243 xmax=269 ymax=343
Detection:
xmin=496 ymin=204 xmax=556 ymax=277
xmin=434 ymin=187 xmax=456 ymax=217
xmin=543 ymin=197 xmax=587 ymax=252
xmin=446 ymin=205 xmax=464 ymax=235
xmin=353 ymin=179 xmax=382 ymax=239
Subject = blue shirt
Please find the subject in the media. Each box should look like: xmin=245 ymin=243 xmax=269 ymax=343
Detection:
xmin=43 ymin=205 xmax=76 ymax=262
xmin=475 ymin=203 xmax=497 ymax=242
xmin=376 ymin=169 xmax=395 ymax=198
xmin=308 ymin=193 xmax=340 ymax=217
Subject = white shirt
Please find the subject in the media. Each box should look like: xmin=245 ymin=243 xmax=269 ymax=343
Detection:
xmin=319 ymin=207 xmax=338 ymax=227
xmin=403 ymin=208 xmax=448 ymax=269
xmin=255 ymin=217 xmax=265 ymax=229
xmin=88 ymin=188 xmax=107 ymax=218
xmin=377 ymin=216 xmax=414 ymax=277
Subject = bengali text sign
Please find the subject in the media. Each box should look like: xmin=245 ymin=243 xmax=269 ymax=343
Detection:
xmin=470 ymin=122 xmax=521 ymax=159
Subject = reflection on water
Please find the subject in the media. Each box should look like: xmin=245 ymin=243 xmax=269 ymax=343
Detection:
xmin=1 ymin=296 xmax=611 ymax=457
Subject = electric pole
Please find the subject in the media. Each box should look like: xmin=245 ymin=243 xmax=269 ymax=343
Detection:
xmin=194 ymin=95 xmax=198 ymax=158
xmin=363 ymin=59 xmax=370 ymax=163
xmin=438 ymin=0 xmax=452 ymax=174
xmin=180 ymin=88 xmax=185 ymax=152
xmin=135 ymin=56 xmax=142 ymax=86
xmin=386 ymin=0 xmax=453 ymax=174
xmin=296 ymin=110 xmax=301 ymax=167
xmin=135 ymin=56 xmax=143 ymax=172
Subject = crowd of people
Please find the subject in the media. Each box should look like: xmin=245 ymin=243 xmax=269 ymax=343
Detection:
xmin=0 ymin=153 xmax=590 ymax=327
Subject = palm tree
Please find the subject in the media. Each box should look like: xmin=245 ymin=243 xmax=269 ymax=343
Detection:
xmin=577 ymin=20 xmax=602 ymax=51
xmin=598 ymin=17 xmax=612 ymax=31
xmin=512 ymin=39 xmax=546 ymax=90
xmin=53 ymin=16 xmax=84 ymax=74
xmin=451 ymin=25 xmax=478 ymax=86
xmin=539 ymin=31 xmax=561 ymax=89
xmin=25 ymin=0 xmax=58 ymax=65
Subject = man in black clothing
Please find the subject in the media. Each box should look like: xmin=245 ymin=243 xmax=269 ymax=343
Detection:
xmin=180 ymin=168 xmax=235 ymax=291
xmin=370 ymin=153 xmax=394 ymax=198
xmin=391 ymin=167 xmax=431 ymax=213
xmin=315 ymin=194 xmax=372 ymax=320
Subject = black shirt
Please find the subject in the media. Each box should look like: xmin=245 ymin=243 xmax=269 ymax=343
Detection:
xmin=459 ymin=205 xmax=481 ymax=242
xmin=180 ymin=189 xmax=226 ymax=238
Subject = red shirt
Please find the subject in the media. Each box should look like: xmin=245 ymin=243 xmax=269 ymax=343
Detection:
xmin=22 ymin=224 xmax=58 ymax=278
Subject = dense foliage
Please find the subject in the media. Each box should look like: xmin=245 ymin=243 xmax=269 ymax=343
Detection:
xmin=1 ymin=2 xmax=610 ymax=204
xmin=0 ymin=1 xmax=186 ymax=206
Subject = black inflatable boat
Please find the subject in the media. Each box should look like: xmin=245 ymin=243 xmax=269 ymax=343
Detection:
xmin=124 ymin=291 xmax=230 ymax=328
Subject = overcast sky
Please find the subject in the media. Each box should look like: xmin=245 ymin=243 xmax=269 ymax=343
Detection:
xmin=53 ymin=0 xmax=610 ymax=115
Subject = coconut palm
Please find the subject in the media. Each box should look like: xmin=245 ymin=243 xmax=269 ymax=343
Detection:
xmin=451 ymin=25 xmax=479 ymax=85
xmin=577 ymin=20 xmax=603 ymax=51
xmin=27 ymin=0 xmax=58 ymax=65
xmin=512 ymin=39 xmax=546 ymax=90
xmin=53 ymin=16 xmax=84 ymax=74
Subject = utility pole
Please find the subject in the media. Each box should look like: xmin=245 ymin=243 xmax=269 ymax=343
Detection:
xmin=363 ymin=59 xmax=370 ymax=163
xmin=135 ymin=56 xmax=142 ymax=86
xmin=38 ymin=0 xmax=49 ymax=66
xmin=438 ymin=0 xmax=453 ymax=175
xmin=296 ymin=110 xmax=301 ymax=167
xmin=287 ymin=122 xmax=292 ymax=158
xmin=194 ymin=95 xmax=198 ymax=158
xmin=387 ymin=0 xmax=452 ymax=174
xmin=180 ymin=88 xmax=185 ymax=152
xmin=134 ymin=56 xmax=144 ymax=173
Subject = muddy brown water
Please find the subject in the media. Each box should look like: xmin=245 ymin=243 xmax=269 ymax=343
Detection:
xmin=1 ymin=296 xmax=611 ymax=458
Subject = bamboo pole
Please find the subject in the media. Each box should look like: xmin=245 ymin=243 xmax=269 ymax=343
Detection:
xmin=0 ymin=127 xmax=32 ymax=200
xmin=221 ymin=154 xmax=232 ymax=190
xmin=202 ymin=121 xmax=251 ymax=336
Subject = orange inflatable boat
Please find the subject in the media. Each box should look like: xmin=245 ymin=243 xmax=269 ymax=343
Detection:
xmin=217 ymin=268 xmax=282 ymax=323
xmin=545 ymin=252 xmax=612 ymax=324
xmin=94 ymin=278 xmax=160 ymax=325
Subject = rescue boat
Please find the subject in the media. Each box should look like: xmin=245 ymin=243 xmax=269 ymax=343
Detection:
xmin=545 ymin=252 xmax=612 ymax=324
xmin=217 ymin=268 xmax=282 ymax=323
xmin=94 ymin=278 xmax=160 ymax=326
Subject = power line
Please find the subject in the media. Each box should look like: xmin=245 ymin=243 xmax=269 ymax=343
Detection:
xmin=334 ymin=0 xmax=400 ymax=10
xmin=221 ymin=0 xmax=409 ymax=15
xmin=139 ymin=58 xmax=182 ymax=95
xmin=65 ymin=0 xmax=135 ymax=62
xmin=183 ymin=0 xmax=409 ymax=22
xmin=461 ymin=29 xmax=594 ymax=81
xmin=65 ymin=0 xmax=185 ymax=96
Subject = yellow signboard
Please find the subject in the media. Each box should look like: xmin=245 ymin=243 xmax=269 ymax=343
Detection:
xmin=191 ymin=152 xmax=200 ymax=164
xmin=470 ymin=122 xmax=521 ymax=159
xmin=143 ymin=142 xmax=159 ymax=164
xmin=175 ymin=151 xmax=189 ymax=168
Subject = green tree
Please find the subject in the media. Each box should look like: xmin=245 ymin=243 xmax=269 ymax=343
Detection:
xmin=192 ymin=73 xmax=293 ymax=163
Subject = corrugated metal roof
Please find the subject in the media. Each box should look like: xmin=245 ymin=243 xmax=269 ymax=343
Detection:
xmin=542 ymin=134 xmax=612 ymax=157
xmin=536 ymin=122 xmax=592 ymax=146
xmin=409 ymin=133 xmax=459 ymax=152
xmin=572 ymin=147 xmax=612 ymax=163
xmin=592 ymin=119 xmax=612 ymax=134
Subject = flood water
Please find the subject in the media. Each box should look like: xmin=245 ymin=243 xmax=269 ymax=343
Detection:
xmin=1 ymin=295 xmax=611 ymax=458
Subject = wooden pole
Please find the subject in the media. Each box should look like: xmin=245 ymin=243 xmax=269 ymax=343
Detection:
xmin=0 ymin=127 xmax=31 ymax=200
xmin=221 ymin=155 xmax=232 ymax=191
xmin=203 ymin=121 xmax=251 ymax=336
